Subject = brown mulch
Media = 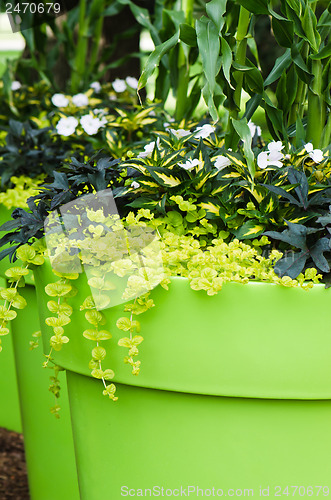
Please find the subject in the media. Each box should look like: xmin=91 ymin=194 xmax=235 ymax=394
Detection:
xmin=0 ymin=427 xmax=30 ymax=499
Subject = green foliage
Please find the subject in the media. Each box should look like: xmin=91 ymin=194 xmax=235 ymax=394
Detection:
xmin=0 ymin=119 xmax=69 ymax=186
xmin=5 ymin=0 xmax=142 ymax=93
xmin=0 ymin=202 xmax=324 ymax=408
xmin=0 ymin=176 xmax=44 ymax=210
xmin=138 ymin=0 xmax=330 ymax=148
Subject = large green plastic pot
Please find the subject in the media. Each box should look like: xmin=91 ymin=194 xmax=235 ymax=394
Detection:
xmin=10 ymin=283 xmax=80 ymax=500
xmin=0 ymin=276 xmax=22 ymax=432
xmin=34 ymin=262 xmax=331 ymax=499
xmin=0 ymin=204 xmax=34 ymax=284
xmin=0 ymin=204 xmax=36 ymax=433
xmin=0 ymin=204 xmax=22 ymax=432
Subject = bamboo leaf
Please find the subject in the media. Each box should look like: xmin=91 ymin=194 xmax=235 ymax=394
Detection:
xmin=302 ymin=6 xmax=320 ymax=52
xmin=179 ymin=24 xmax=197 ymax=47
xmin=271 ymin=17 xmax=294 ymax=48
xmin=236 ymin=0 xmax=268 ymax=15
xmin=231 ymin=118 xmax=255 ymax=178
xmin=221 ymin=38 xmax=233 ymax=89
xmin=264 ymin=49 xmax=292 ymax=87
xmin=138 ymin=31 xmax=180 ymax=91
xmin=206 ymin=0 xmax=227 ymax=32
xmin=310 ymin=40 xmax=331 ymax=60
xmin=286 ymin=0 xmax=302 ymax=16
xmin=196 ymin=16 xmax=221 ymax=121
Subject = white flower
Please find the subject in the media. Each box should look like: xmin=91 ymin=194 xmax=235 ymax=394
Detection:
xmin=131 ymin=181 xmax=140 ymax=189
xmin=56 ymin=117 xmax=78 ymax=136
xmin=72 ymin=93 xmax=89 ymax=107
xmin=257 ymin=149 xmax=284 ymax=169
xmin=178 ymin=159 xmax=201 ymax=171
xmin=112 ymin=78 xmax=127 ymax=93
xmin=169 ymin=128 xmax=191 ymax=139
xmin=304 ymin=142 xmax=314 ymax=153
xmin=214 ymin=156 xmax=231 ymax=170
xmin=194 ymin=124 xmax=215 ymax=139
xmin=304 ymin=143 xmax=324 ymax=163
xmin=93 ymin=108 xmax=106 ymax=116
xmin=163 ymin=117 xmax=175 ymax=128
xmin=309 ymin=149 xmax=324 ymax=164
xmin=11 ymin=81 xmax=21 ymax=91
xmin=137 ymin=139 xmax=160 ymax=159
xmin=51 ymin=93 xmax=69 ymax=107
xmin=248 ymin=120 xmax=261 ymax=137
xmin=125 ymin=77 xmax=139 ymax=89
xmin=90 ymin=81 xmax=101 ymax=93
xmin=80 ymin=115 xmax=105 ymax=135
xmin=92 ymin=109 xmax=107 ymax=126
xmin=268 ymin=141 xmax=284 ymax=153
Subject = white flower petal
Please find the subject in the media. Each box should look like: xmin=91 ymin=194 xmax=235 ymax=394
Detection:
xmin=268 ymin=141 xmax=284 ymax=152
xmin=11 ymin=81 xmax=21 ymax=91
xmin=304 ymin=142 xmax=314 ymax=153
xmin=51 ymin=93 xmax=69 ymax=108
xmin=194 ymin=124 xmax=216 ymax=139
xmin=268 ymin=150 xmax=284 ymax=162
xmin=112 ymin=78 xmax=127 ymax=93
xmin=214 ymin=156 xmax=231 ymax=170
xmin=56 ymin=117 xmax=78 ymax=136
xmin=248 ymin=121 xmax=261 ymax=137
xmin=257 ymin=151 xmax=269 ymax=169
xmin=125 ymin=77 xmax=138 ymax=89
xmin=90 ymin=81 xmax=101 ymax=93
xmin=72 ymin=93 xmax=89 ymax=107
xmin=178 ymin=158 xmax=200 ymax=171
xmin=137 ymin=140 xmax=159 ymax=159
xmin=310 ymin=149 xmax=324 ymax=163
xmin=80 ymin=114 xmax=105 ymax=135
xmin=169 ymin=128 xmax=191 ymax=139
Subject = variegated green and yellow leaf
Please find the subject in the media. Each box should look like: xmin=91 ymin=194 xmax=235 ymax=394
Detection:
xmin=233 ymin=221 xmax=265 ymax=239
xmin=147 ymin=169 xmax=182 ymax=187
xmin=221 ymin=172 xmax=241 ymax=179
xmin=198 ymin=202 xmax=220 ymax=215
xmin=211 ymin=184 xmax=228 ymax=196
xmin=225 ymin=153 xmax=247 ymax=171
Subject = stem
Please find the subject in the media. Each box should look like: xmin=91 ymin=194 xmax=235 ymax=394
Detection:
xmin=87 ymin=0 xmax=106 ymax=77
xmin=288 ymin=43 xmax=309 ymax=127
xmin=71 ymin=0 xmax=88 ymax=93
xmin=175 ymin=45 xmax=190 ymax=122
xmin=174 ymin=0 xmax=194 ymax=122
xmin=225 ymin=6 xmax=251 ymax=149
xmin=182 ymin=0 xmax=194 ymax=26
xmin=321 ymin=112 xmax=331 ymax=149
xmin=307 ymin=59 xmax=324 ymax=148
xmin=233 ymin=7 xmax=251 ymax=114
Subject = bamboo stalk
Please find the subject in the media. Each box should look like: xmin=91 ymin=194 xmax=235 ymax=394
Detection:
xmin=225 ymin=6 xmax=251 ymax=149
xmin=71 ymin=0 xmax=88 ymax=93
xmin=87 ymin=0 xmax=106 ymax=77
xmin=307 ymin=59 xmax=325 ymax=148
xmin=174 ymin=0 xmax=194 ymax=121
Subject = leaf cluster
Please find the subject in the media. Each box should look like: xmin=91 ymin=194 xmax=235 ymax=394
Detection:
xmin=0 ymin=152 xmax=125 ymax=261
xmin=0 ymin=119 xmax=71 ymax=187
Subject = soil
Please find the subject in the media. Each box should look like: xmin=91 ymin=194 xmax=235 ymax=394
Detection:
xmin=0 ymin=427 xmax=30 ymax=499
